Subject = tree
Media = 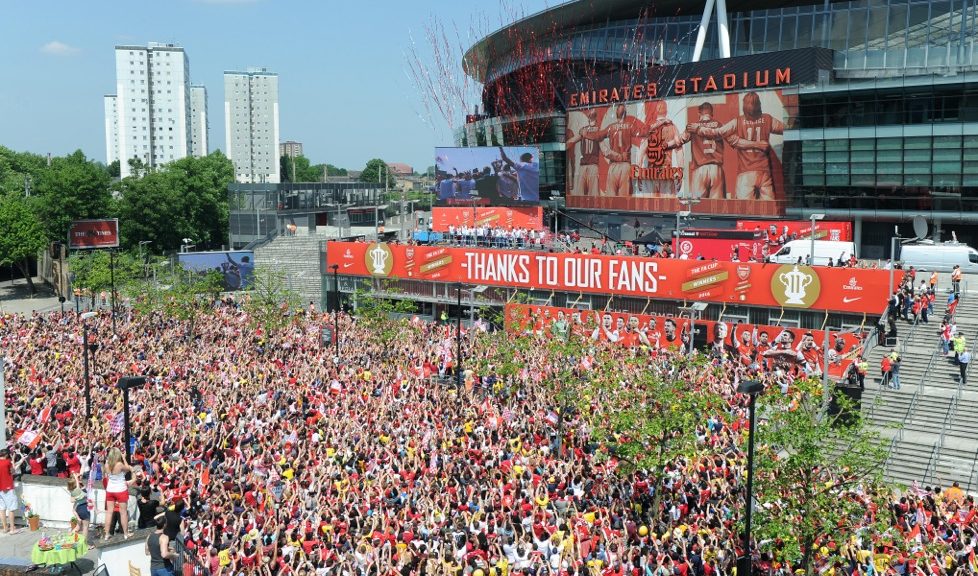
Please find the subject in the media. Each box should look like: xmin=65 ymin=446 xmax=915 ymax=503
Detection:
xmin=325 ymin=164 xmax=347 ymax=177
xmin=359 ymin=159 xmax=397 ymax=187
xmin=242 ymin=265 xmax=301 ymax=334
xmin=351 ymin=280 xmax=416 ymax=349
xmin=107 ymin=160 xmax=120 ymax=178
xmin=115 ymin=152 xmax=233 ymax=252
xmin=280 ymin=155 xmax=324 ymax=183
xmin=69 ymin=250 xmax=143 ymax=303
xmin=0 ymin=194 xmax=48 ymax=293
xmin=32 ymin=150 xmax=112 ymax=242
xmin=749 ymin=378 xmax=891 ymax=574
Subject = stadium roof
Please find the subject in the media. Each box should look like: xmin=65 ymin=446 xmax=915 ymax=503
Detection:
xmin=462 ymin=0 xmax=829 ymax=82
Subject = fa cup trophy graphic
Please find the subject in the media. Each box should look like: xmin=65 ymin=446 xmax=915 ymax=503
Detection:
xmin=368 ymin=243 xmax=390 ymax=275
xmin=778 ymin=265 xmax=813 ymax=305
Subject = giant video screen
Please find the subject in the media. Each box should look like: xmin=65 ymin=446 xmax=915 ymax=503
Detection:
xmin=435 ymin=146 xmax=540 ymax=206
xmin=565 ymin=90 xmax=792 ymax=216
xmin=177 ymin=251 xmax=255 ymax=291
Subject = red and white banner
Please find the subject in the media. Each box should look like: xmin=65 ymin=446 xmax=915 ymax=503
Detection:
xmin=431 ymin=206 xmax=544 ymax=232
xmin=68 ymin=219 xmax=120 ymax=249
xmin=327 ymin=241 xmax=890 ymax=314
xmin=504 ymin=303 xmax=865 ymax=379
xmin=736 ymin=220 xmax=853 ymax=242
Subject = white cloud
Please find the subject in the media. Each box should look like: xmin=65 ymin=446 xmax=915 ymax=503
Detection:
xmin=40 ymin=41 xmax=80 ymax=56
xmin=194 ymin=0 xmax=260 ymax=4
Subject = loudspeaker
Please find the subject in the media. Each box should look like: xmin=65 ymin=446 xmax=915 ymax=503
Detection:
xmin=116 ymin=376 xmax=148 ymax=390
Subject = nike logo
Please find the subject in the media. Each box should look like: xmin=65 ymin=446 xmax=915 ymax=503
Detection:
xmin=343 ymin=263 xmax=354 ymax=269
xmin=842 ymin=297 xmax=861 ymax=303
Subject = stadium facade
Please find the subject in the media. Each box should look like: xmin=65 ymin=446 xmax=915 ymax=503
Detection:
xmin=460 ymin=0 xmax=978 ymax=258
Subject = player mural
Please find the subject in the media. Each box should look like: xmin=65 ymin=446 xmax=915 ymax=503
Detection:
xmin=566 ymin=89 xmax=792 ymax=216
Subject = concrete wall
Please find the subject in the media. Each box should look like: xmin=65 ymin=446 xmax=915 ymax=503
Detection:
xmin=14 ymin=475 xmax=136 ymax=531
xmin=98 ymin=535 xmax=151 ymax=576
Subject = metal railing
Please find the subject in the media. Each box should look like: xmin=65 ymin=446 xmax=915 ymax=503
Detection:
xmin=173 ymin=538 xmax=208 ymax=576
xmin=967 ymin=446 xmax=978 ymax=493
xmin=899 ymin=314 xmax=921 ymax=355
xmin=938 ymin=396 xmax=958 ymax=450
xmin=922 ymin=443 xmax=940 ymax=484
xmin=243 ymin=227 xmax=280 ymax=251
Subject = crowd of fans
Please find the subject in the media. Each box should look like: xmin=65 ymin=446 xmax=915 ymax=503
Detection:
xmin=0 ymin=302 xmax=975 ymax=576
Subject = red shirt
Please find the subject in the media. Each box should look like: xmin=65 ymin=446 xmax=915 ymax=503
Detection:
xmin=0 ymin=457 xmax=14 ymax=491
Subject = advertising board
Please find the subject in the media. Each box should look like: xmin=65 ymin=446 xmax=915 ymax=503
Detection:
xmin=431 ymin=206 xmax=544 ymax=232
xmin=504 ymin=303 xmax=865 ymax=380
xmin=326 ymin=241 xmax=889 ymax=314
xmin=565 ymin=89 xmax=791 ymax=216
xmin=68 ymin=219 xmax=120 ymax=249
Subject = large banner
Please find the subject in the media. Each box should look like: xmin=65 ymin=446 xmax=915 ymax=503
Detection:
xmin=68 ymin=219 xmax=120 ymax=249
xmin=674 ymin=229 xmax=769 ymax=261
xmin=736 ymin=220 xmax=854 ymax=242
xmin=326 ymin=241 xmax=890 ymax=314
xmin=435 ymin=146 xmax=540 ymax=206
xmin=504 ymin=303 xmax=865 ymax=380
xmin=565 ymin=89 xmax=791 ymax=216
xmin=431 ymin=206 xmax=544 ymax=232
xmin=177 ymin=251 xmax=255 ymax=291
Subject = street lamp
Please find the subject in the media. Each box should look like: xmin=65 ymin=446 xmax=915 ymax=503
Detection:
xmin=675 ymin=210 xmax=691 ymax=257
xmin=455 ymin=283 xmax=463 ymax=390
xmin=180 ymin=238 xmax=196 ymax=253
xmin=809 ymin=214 xmax=825 ymax=266
xmin=139 ymin=241 xmax=153 ymax=280
xmin=330 ymin=264 xmax=340 ymax=359
xmin=80 ymin=311 xmax=97 ymax=423
xmin=736 ymin=379 xmax=765 ymax=576
xmin=117 ymin=375 xmax=147 ymax=460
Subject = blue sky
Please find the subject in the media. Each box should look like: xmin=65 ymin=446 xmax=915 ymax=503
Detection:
xmin=1 ymin=0 xmax=553 ymax=173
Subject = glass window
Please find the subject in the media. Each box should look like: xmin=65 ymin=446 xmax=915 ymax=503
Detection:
xmin=797 ymin=15 xmax=813 ymax=47
xmin=828 ymin=11 xmax=849 ymax=51
xmin=847 ymin=9 xmax=868 ymax=49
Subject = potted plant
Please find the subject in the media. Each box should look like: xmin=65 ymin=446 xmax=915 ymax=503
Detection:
xmin=24 ymin=501 xmax=40 ymax=531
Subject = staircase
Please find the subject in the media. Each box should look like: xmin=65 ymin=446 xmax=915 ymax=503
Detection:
xmin=862 ymin=292 xmax=978 ymax=491
xmin=254 ymin=235 xmax=324 ymax=307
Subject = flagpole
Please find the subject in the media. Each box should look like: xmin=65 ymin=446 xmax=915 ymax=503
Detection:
xmin=0 ymin=357 xmax=6 ymax=452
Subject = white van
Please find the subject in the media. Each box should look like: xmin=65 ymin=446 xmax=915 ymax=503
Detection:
xmin=898 ymin=241 xmax=978 ymax=272
xmin=770 ymin=240 xmax=856 ymax=266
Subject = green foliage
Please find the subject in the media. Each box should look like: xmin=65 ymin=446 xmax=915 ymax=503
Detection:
xmin=32 ymin=150 xmax=113 ymax=243
xmin=107 ymin=160 xmax=120 ymax=178
xmin=0 ymin=193 xmax=48 ymax=292
xmin=242 ymin=265 xmax=301 ymax=334
xmin=114 ymin=152 xmax=233 ymax=252
xmin=280 ymin=155 xmax=324 ymax=183
xmin=749 ymin=378 xmax=891 ymax=572
xmin=325 ymin=164 xmax=347 ymax=177
xmin=359 ymin=159 xmax=397 ymax=187
xmin=69 ymin=250 xmax=143 ymax=294
xmin=352 ymin=280 xmax=416 ymax=348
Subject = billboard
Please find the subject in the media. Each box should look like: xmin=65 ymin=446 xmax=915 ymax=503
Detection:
xmin=68 ymin=219 xmax=120 ymax=249
xmin=435 ymin=146 xmax=540 ymax=206
xmin=736 ymin=220 xmax=854 ymax=242
xmin=326 ymin=241 xmax=890 ymax=315
xmin=565 ymin=89 xmax=792 ymax=216
xmin=177 ymin=251 xmax=255 ymax=291
xmin=431 ymin=206 xmax=544 ymax=232
xmin=504 ymin=303 xmax=865 ymax=380
xmin=674 ymin=229 xmax=769 ymax=261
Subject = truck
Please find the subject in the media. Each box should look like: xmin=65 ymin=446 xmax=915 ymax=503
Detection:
xmin=897 ymin=241 xmax=978 ymax=272
xmin=770 ymin=240 xmax=856 ymax=266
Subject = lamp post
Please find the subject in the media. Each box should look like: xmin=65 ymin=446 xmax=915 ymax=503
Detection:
xmin=455 ymin=283 xmax=463 ymax=389
xmin=889 ymin=226 xmax=900 ymax=296
xmin=80 ymin=311 xmax=97 ymax=423
xmin=117 ymin=376 xmax=147 ymax=461
xmin=675 ymin=210 xmax=691 ymax=256
xmin=736 ymin=379 xmax=765 ymax=576
xmin=330 ymin=264 xmax=340 ymax=358
xmin=809 ymin=213 xmax=825 ymax=266
xmin=139 ymin=241 xmax=153 ymax=280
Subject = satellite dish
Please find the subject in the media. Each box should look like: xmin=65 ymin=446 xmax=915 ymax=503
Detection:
xmin=912 ymin=215 xmax=928 ymax=240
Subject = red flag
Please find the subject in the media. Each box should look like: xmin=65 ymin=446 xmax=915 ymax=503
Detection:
xmin=201 ymin=466 xmax=210 ymax=487
xmin=39 ymin=406 xmax=53 ymax=424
